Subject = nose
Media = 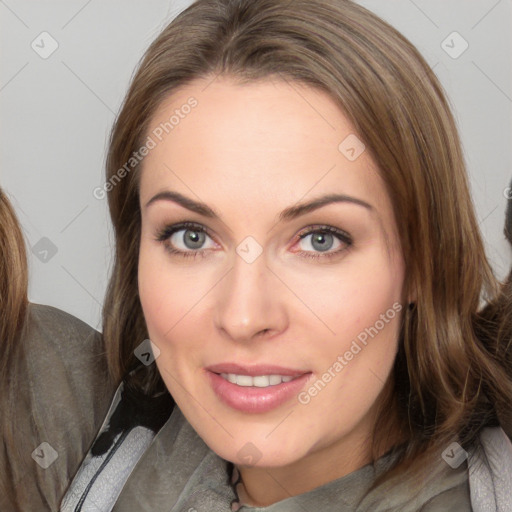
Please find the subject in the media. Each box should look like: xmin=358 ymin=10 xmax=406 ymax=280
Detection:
xmin=213 ymin=251 xmax=288 ymax=343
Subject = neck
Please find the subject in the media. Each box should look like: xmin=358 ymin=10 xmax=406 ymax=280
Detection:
xmin=235 ymin=395 xmax=405 ymax=507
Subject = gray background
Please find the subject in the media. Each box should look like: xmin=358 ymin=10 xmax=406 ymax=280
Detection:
xmin=1 ymin=0 xmax=511 ymax=330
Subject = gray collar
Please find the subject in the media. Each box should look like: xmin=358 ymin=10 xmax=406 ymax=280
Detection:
xmin=110 ymin=405 xmax=486 ymax=512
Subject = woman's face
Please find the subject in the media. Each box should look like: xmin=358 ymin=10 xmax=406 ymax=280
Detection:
xmin=138 ymin=76 xmax=406 ymax=471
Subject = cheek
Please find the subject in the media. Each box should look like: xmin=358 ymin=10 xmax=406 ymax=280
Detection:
xmin=138 ymin=240 xmax=190 ymax=345
xmin=138 ymin=237 xmax=207 ymax=337
xmin=138 ymin=244 xmax=168 ymax=328
xmin=137 ymin=239 xmax=221 ymax=392
xmin=297 ymin=270 xmax=403 ymax=431
xmin=284 ymin=252 xmax=404 ymax=345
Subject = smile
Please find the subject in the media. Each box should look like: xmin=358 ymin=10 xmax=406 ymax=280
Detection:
xmin=206 ymin=366 xmax=312 ymax=413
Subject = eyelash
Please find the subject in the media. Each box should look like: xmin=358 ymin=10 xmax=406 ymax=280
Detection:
xmin=154 ymin=221 xmax=353 ymax=261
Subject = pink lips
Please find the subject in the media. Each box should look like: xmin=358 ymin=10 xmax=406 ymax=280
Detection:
xmin=205 ymin=362 xmax=312 ymax=413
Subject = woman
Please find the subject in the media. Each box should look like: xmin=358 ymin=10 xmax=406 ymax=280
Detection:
xmin=0 ymin=188 xmax=116 ymax=511
xmin=61 ymin=0 xmax=512 ymax=510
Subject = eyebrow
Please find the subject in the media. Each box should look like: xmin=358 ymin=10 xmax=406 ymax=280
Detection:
xmin=145 ymin=190 xmax=373 ymax=222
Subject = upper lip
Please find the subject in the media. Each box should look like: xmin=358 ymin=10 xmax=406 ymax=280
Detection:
xmin=206 ymin=362 xmax=309 ymax=377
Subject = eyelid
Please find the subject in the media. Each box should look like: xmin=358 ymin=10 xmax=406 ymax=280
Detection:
xmin=155 ymin=221 xmax=218 ymax=246
xmin=296 ymin=225 xmax=352 ymax=243
xmin=291 ymin=225 xmax=353 ymax=260
xmin=154 ymin=221 xmax=218 ymax=260
xmin=156 ymin=221 xmax=223 ymax=246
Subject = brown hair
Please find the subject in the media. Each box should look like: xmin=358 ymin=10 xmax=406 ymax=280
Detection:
xmin=0 ymin=187 xmax=29 ymax=510
xmin=101 ymin=0 xmax=512 ymax=497
xmin=0 ymin=188 xmax=28 ymax=360
xmin=477 ymin=189 xmax=512 ymax=436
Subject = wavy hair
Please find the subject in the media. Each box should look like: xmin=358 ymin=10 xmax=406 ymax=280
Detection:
xmin=101 ymin=0 xmax=512 ymax=495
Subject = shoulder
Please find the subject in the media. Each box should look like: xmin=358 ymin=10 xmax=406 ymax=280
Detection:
xmin=26 ymin=302 xmax=102 ymax=350
xmin=6 ymin=303 xmax=117 ymax=511
xmin=22 ymin=303 xmax=114 ymax=411
xmin=467 ymin=426 xmax=512 ymax=512
xmin=21 ymin=302 xmax=115 ymax=428
xmin=23 ymin=302 xmax=111 ymax=390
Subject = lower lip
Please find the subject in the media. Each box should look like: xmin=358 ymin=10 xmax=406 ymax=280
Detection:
xmin=207 ymin=371 xmax=312 ymax=413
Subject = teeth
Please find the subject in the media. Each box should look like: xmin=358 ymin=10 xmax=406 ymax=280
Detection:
xmin=236 ymin=375 xmax=253 ymax=387
xmin=269 ymin=375 xmax=282 ymax=385
xmin=220 ymin=373 xmax=295 ymax=387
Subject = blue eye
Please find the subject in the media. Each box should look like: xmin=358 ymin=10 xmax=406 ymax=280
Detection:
xmin=155 ymin=222 xmax=214 ymax=259
xmin=296 ymin=226 xmax=352 ymax=260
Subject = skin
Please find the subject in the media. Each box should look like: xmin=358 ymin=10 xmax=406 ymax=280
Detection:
xmin=138 ymin=75 xmax=407 ymax=506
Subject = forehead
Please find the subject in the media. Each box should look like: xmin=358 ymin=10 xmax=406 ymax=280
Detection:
xmin=139 ymin=76 xmax=388 ymax=220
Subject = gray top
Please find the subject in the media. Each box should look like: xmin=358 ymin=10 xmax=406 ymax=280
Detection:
xmin=62 ymin=380 xmax=512 ymax=512
xmin=0 ymin=303 xmax=116 ymax=512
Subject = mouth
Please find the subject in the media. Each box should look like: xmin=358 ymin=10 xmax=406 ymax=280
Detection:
xmin=205 ymin=363 xmax=312 ymax=413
